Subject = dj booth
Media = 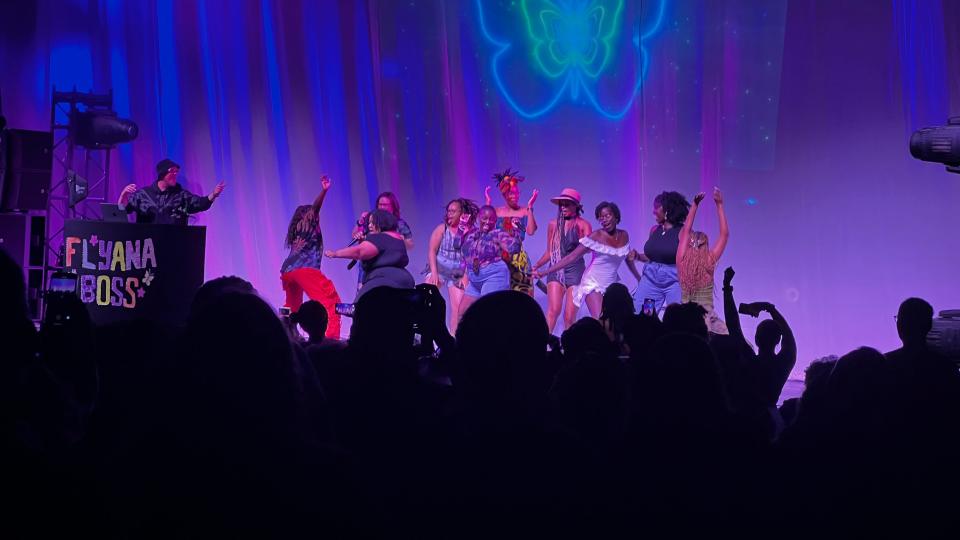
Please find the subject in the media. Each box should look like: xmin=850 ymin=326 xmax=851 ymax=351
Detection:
xmin=63 ymin=220 xmax=205 ymax=324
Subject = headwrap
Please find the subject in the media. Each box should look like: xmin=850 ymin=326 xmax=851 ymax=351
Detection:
xmin=492 ymin=168 xmax=524 ymax=196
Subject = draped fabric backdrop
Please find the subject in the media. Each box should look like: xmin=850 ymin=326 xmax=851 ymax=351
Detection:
xmin=2 ymin=0 xmax=959 ymax=376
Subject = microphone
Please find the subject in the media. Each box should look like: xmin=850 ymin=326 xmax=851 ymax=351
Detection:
xmin=346 ymin=236 xmax=362 ymax=270
xmin=346 ymin=212 xmax=370 ymax=270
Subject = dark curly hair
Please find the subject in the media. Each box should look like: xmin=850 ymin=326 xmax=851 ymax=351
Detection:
xmin=653 ymin=191 xmax=690 ymax=227
xmin=369 ymin=209 xmax=399 ymax=232
xmin=445 ymin=198 xmax=479 ymax=224
xmin=594 ymin=201 xmax=621 ymax=223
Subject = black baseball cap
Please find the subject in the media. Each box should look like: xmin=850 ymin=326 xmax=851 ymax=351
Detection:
xmin=156 ymin=158 xmax=181 ymax=180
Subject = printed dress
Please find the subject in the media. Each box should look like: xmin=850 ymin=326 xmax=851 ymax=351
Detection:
xmin=495 ymin=214 xmax=532 ymax=294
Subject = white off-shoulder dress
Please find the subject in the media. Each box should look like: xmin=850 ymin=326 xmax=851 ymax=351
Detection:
xmin=572 ymin=236 xmax=630 ymax=307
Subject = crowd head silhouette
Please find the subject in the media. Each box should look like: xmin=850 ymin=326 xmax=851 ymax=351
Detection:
xmin=2 ymin=245 xmax=958 ymax=536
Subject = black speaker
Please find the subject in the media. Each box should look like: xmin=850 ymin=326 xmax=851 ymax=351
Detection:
xmin=1 ymin=129 xmax=52 ymax=211
xmin=0 ymin=212 xmax=27 ymax=268
xmin=0 ymin=211 xmax=46 ymax=320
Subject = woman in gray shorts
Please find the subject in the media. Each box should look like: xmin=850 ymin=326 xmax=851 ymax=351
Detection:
xmin=532 ymin=188 xmax=592 ymax=334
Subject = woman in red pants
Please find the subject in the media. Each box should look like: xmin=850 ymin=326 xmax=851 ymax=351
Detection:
xmin=280 ymin=175 xmax=342 ymax=338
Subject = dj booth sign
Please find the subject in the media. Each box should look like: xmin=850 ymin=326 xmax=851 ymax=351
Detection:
xmin=63 ymin=220 xmax=205 ymax=324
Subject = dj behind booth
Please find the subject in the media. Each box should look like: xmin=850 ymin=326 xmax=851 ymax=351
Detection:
xmin=60 ymin=159 xmax=226 ymax=325
xmin=118 ymin=158 xmax=225 ymax=226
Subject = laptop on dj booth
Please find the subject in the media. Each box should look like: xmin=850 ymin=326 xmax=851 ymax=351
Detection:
xmin=100 ymin=202 xmax=129 ymax=222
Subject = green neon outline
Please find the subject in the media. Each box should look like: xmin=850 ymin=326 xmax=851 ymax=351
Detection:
xmin=521 ymin=0 xmax=624 ymax=80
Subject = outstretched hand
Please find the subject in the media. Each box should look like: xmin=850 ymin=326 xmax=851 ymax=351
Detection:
xmin=713 ymin=187 xmax=723 ymax=205
xmin=755 ymin=301 xmax=775 ymax=313
xmin=484 ymin=186 xmax=492 ymax=206
xmin=207 ymin=181 xmax=226 ymax=202
xmin=527 ymin=189 xmax=539 ymax=209
xmin=321 ymin=175 xmax=331 ymax=191
xmin=723 ymin=266 xmax=735 ymax=287
xmin=693 ymin=192 xmax=706 ymax=205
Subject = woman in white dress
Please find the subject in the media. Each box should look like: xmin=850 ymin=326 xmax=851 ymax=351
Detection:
xmin=534 ymin=202 xmax=641 ymax=319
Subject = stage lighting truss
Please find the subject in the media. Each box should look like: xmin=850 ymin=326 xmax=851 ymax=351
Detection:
xmin=44 ymin=88 xmax=136 ymax=317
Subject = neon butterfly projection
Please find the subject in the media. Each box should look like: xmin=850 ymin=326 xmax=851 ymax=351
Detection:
xmin=476 ymin=0 xmax=667 ymax=120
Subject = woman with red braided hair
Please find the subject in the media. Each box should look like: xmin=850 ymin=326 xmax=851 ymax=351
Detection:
xmin=484 ymin=168 xmax=539 ymax=295
xmin=677 ymin=187 xmax=730 ymax=334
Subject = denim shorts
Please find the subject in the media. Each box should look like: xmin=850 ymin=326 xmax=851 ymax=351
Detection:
xmin=633 ymin=262 xmax=680 ymax=314
xmin=464 ymin=261 xmax=510 ymax=298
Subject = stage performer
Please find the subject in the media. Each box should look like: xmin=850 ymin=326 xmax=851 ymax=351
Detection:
xmin=531 ymin=188 xmax=592 ymax=333
xmin=457 ymin=205 xmax=520 ymax=320
xmin=351 ymin=191 xmax=413 ymax=290
xmin=327 ymin=209 xmax=415 ymax=299
xmin=535 ymin=202 xmax=639 ymax=319
xmin=425 ymin=198 xmax=479 ymax=334
xmin=280 ymin=175 xmax=342 ymax=339
xmin=484 ymin=168 xmax=538 ymax=295
xmin=118 ymin=158 xmax=225 ymax=225
xmin=629 ymin=191 xmax=690 ymax=315
xmin=677 ymin=187 xmax=730 ymax=334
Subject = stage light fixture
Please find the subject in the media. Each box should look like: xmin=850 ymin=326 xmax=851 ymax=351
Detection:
xmin=70 ymin=110 xmax=139 ymax=149
xmin=910 ymin=117 xmax=960 ymax=174
xmin=66 ymin=169 xmax=88 ymax=208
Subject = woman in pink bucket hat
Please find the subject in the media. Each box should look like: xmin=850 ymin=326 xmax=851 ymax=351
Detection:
xmin=532 ymin=188 xmax=592 ymax=333
xmin=534 ymin=201 xmax=642 ymax=320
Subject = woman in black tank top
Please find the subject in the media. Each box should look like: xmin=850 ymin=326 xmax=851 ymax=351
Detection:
xmin=628 ymin=191 xmax=690 ymax=315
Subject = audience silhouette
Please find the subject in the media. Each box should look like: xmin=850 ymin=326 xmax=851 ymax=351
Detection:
xmin=1 ymin=246 xmax=957 ymax=535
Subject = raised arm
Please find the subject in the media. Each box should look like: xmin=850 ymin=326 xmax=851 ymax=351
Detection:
xmin=710 ymin=187 xmax=729 ymax=262
xmin=678 ymin=192 xmax=704 ymax=262
xmin=722 ymin=267 xmax=751 ymax=353
xmin=311 ymin=176 xmax=332 ymax=212
xmin=118 ymin=183 xmax=138 ymax=210
xmin=325 ymin=241 xmax=379 ymax=261
xmin=425 ymin=224 xmax=445 ymax=286
xmin=525 ymin=189 xmax=539 ymax=236
xmin=206 ymin=181 xmax=225 ymax=203
xmin=185 ymin=187 xmax=216 ymax=213
xmin=763 ymin=303 xmax=796 ymax=361
xmin=352 ymin=212 xmax=368 ymax=240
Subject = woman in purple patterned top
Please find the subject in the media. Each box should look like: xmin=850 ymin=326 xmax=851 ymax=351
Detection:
xmin=456 ymin=205 xmax=520 ymax=320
